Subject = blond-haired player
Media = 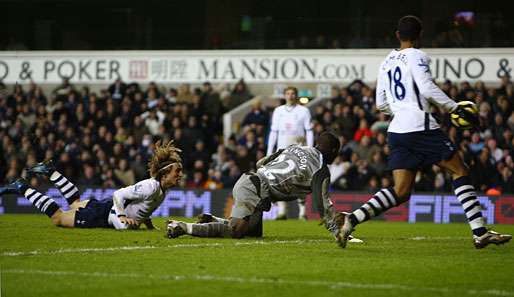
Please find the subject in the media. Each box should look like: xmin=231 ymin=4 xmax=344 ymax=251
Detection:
xmin=0 ymin=140 xmax=182 ymax=229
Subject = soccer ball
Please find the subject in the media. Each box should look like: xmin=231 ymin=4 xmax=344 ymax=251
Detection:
xmin=450 ymin=101 xmax=479 ymax=129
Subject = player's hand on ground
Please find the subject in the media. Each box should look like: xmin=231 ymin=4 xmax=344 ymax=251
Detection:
xmin=120 ymin=216 xmax=137 ymax=226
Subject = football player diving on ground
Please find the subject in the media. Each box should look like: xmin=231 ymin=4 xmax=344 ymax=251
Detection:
xmin=166 ymin=131 xmax=362 ymax=244
xmin=0 ymin=140 xmax=183 ymax=230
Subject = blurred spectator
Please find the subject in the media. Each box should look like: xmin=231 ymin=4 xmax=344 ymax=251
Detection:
xmin=498 ymin=165 xmax=514 ymax=193
xmin=130 ymin=154 xmax=148 ymax=181
xmin=345 ymin=155 xmax=373 ymax=190
xmin=227 ymin=79 xmax=253 ymax=110
xmin=470 ymin=148 xmax=498 ymax=191
xmin=241 ymin=99 xmax=269 ymax=128
xmin=201 ymin=82 xmax=223 ymax=122
xmin=78 ymin=164 xmax=102 ymax=185
xmin=469 ymin=132 xmax=485 ymax=154
xmin=141 ymin=108 xmax=165 ymax=136
xmin=52 ymin=78 xmax=75 ymax=99
xmin=165 ymin=87 xmax=178 ymax=104
xmin=108 ymin=78 xmax=127 ymax=101
xmin=353 ymin=119 xmax=373 ymax=142
xmin=486 ymin=138 xmax=503 ymax=162
xmin=189 ymin=140 xmax=210 ymax=172
xmin=204 ymin=169 xmax=223 ymax=190
xmin=187 ymin=170 xmax=205 ymax=188
xmin=176 ymin=84 xmax=193 ymax=104
xmin=114 ymin=159 xmax=136 ymax=186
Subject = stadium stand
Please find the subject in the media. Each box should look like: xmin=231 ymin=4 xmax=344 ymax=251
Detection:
xmin=0 ymin=76 xmax=513 ymax=193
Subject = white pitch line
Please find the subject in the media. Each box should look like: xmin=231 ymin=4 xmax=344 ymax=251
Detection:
xmin=2 ymin=269 xmax=513 ymax=297
xmin=1 ymin=239 xmax=332 ymax=257
xmin=0 ymin=236 xmax=474 ymax=257
xmin=409 ymin=236 xmax=469 ymax=240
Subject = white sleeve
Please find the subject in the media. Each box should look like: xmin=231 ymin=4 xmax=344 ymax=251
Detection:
xmin=140 ymin=111 xmax=150 ymax=119
xmin=375 ymin=66 xmax=392 ymax=115
xmin=306 ymin=129 xmax=314 ymax=147
xmin=108 ymin=212 xmax=129 ymax=230
xmin=267 ymin=130 xmax=278 ymax=156
xmin=410 ymin=51 xmax=458 ymax=112
xmin=112 ymin=180 xmax=155 ymax=217
xmin=304 ymin=109 xmax=314 ymax=146
xmin=157 ymin=111 xmax=166 ymax=123
xmin=266 ymin=109 xmax=280 ymax=155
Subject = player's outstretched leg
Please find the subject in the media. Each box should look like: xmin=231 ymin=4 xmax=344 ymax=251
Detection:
xmin=452 ymin=176 xmax=512 ymax=248
xmin=190 ymin=212 xmax=262 ymax=237
xmin=167 ymin=220 xmax=230 ymax=238
xmin=338 ymin=188 xmax=400 ymax=248
xmin=0 ymin=178 xmax=61 ymax=219
xmin=440 ymin=154 xmax=512 ymax=248
xmin=167 ymin=217 xmax=248 ymax=239
xmin=26 ymin=160 xmax=80 ymax=206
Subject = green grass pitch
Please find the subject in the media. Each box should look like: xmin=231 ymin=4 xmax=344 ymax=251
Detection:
xmin=1 ymin=214 xmax=513 ymax=297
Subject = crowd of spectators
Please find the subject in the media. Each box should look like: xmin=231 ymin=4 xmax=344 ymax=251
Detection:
xmin=0 ymin=78 xmax=255 ymax=190
xmin=1 ymin=75 xmax=513 ymax=194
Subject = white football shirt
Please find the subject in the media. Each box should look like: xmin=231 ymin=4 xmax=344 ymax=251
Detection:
xmin=376 ymin=48 xmax=458 ymax=133
xmin=112 ymin=178 xmax=165 ymax=222
xmin=267 ymin=104 xmax=313 ymax=155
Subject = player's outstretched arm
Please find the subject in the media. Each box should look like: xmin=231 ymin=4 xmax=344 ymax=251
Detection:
xmin=311 ymin=166 xmax=338 ymax=235
xmin=112 ymin=185 xmax=145 ymax=228
xmin=410 ymin=52 xmax=458 ymax=112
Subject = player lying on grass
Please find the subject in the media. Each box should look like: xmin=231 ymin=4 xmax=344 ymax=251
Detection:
xmin=337 ymin=15 xmax=512 ymax=249
xmin=0 ymin=140 xmax=182 ymax=230
xmin=167 ymin=131 xmax=361 ymax=243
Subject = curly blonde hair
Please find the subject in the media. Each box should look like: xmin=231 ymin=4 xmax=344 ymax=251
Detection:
xmin=148 ymin=140 xmax=182 ymax=179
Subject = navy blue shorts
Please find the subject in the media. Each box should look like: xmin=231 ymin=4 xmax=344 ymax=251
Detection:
xmin=387 ymin=129 xmax=456 ymax=171
xmin=74 ymin=198 xmax=113 ymax=228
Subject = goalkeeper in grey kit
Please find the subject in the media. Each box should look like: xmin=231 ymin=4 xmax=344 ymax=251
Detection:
xmin=167 ymin=131 xmax=361 ymax=243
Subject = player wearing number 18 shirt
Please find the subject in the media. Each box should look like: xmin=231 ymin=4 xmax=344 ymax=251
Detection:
xmin=167 ymin=132 xmax=362 ymax=243
xmin=337 ymin=15 xmax=511 ymax=249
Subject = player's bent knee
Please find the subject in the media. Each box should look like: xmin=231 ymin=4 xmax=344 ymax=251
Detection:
xmin=50 ymin=212 xmax=63 ymax=226
xmin=229 ymin=218 xmax=248 ymax=239
xmin=453 ymin=165 xmax=469 ymax=178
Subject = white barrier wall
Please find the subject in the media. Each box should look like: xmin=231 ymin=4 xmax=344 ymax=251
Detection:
xmin=0 ymin=48 xmax=513 ymax=84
